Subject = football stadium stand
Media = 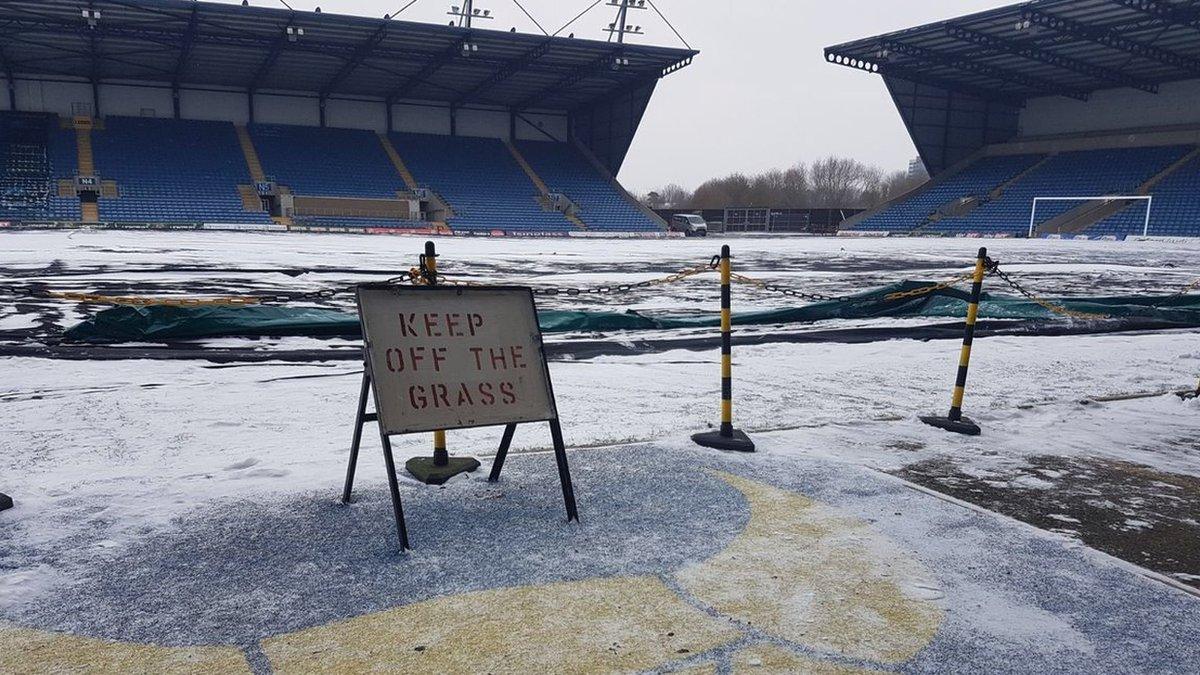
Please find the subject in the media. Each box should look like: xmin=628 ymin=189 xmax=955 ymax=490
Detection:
xmin=1087 ymin=151 xmax=1200 ymax=239
xmin=516 ymin=140 xmax=663 ymax=232
xmin=852 ymin=154 xmax=1044 ymax=233
xmin=92 ymin=117 xmax=274 ymax=225
xmin=390 ymin=132 xmax=574 ymax=233
xmin=0 ymin=113 xmax=80 ymax=222
xmin=828 ymin=0 xmax=1200 ymax=239
xmin=0 ymin=0 xmax=694 ymax=236
xmin=252 ymin=125 xmax=404 ymax=200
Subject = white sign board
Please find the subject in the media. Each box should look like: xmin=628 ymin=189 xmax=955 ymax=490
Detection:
xmin=357 ymin=285 xmax=557 ymax=435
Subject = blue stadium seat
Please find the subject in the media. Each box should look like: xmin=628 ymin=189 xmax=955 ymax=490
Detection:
xmin=929 ymin=146 xmax=1190 ymax=236
xmin=853 ymin=154 xmax=1044 ymax=233
xmin=1087 ymin=151 xmax=1200 ymax=238
xmin=391 ymin=132 xmax=572 ymax=232
xmin=92 ymin=117 xmax=272 ymax=224
xmin=0 ymin=112 xmax=80 ymax=221
xmin=856 ymin=146 xmax=1196 ymax=237
xmin=514 ymin=140 xmax=663 ymax=232
xmin=252 ymin=124 xmax=404 ymax=199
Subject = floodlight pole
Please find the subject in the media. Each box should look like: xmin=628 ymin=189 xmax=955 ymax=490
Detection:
xmin=615 ymin=0 xmax=629 ymax=43
xmin=449 ymin=1 xmax=492 ymax=28
xmin=607 ymin=0 xmax=647 ymax=44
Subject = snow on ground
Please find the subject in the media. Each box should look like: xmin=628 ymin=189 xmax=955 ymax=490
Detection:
xmin=2 ymin=230 xmax=1199 ymax=669
xmin=2 ymin=328 xmax=1198 ymax=595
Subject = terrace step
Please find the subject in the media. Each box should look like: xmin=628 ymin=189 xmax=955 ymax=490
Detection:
xmin=238 ymin=185 xmax=265 ymax=212
xmin=1140 ymin=146 xmax=1200 ymax=194
xmin=989 ymin=153 xmax=1056 ymax=200
xmin=378 ymin=134 xmax=419 ymax=190
xmin=235 ymin=125 xmax=266 ymax=183
xmin=572 ymin=139 xmax=668 ymax=230
xmin=506 ymin=140 xmax=584 ymax=229
xmin=80 ymin=201 xmax=99 ymax=223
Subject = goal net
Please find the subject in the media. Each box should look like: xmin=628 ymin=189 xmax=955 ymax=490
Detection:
xmin=1029 ymin=196 xmax=1153 ymax=237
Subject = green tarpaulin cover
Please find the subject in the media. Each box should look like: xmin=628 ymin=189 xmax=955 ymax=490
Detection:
xmin=63 ymin=281 xmax=1200 ymax=343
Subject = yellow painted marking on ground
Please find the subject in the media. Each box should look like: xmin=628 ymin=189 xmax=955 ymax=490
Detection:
xmin=676 ymin=472 xmax=943 ymax=664
xmin=731 ymin=644 xmax=884 ymax=674
xmin=261 ymin=576 xmax=741 ymax=674
xmin=0 ymin=622 xmax=251 ymax=674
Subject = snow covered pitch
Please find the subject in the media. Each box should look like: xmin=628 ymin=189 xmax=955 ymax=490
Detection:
xmin=2 ymin=230 xmax=1199 ymax=673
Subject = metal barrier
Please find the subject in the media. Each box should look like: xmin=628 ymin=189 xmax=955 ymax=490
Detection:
xmin=920 ymin=247 xmax=991 ymax=436
xmin=405 ymin=241 xmax=482 ymax=486
xmin=692 ymin=245 xmax=755 ymax=452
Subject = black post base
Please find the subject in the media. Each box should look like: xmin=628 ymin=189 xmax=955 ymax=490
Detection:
xmin=1177 ymin=390 xmax=1197 ymax=401
xmin=692 ymin=428 xmax=756 ymax=453
xmin=920 ymin=415 xmax=981 ymax=436
xmin=405 ymin=456 xmax=481 ymax=485
xmin=0 ymin=492 xmax=12 ymax=512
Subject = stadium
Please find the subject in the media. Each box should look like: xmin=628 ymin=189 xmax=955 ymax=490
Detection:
xmin=0 ymin=0 xmax=694 ymax=235
xmin=2 ymin=1 xmax=1200 ymax=674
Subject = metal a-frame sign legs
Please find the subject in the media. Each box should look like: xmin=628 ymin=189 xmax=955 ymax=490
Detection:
xmin=340 ymin=368 xmax=579 ymax=552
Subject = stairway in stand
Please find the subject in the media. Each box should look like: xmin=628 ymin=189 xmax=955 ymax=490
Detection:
xmin=72 ymin=117 xmax=99 ymax=223
xmin=234 ymin=125 xmax=267 ymax=183
xmin=505 ymin=140 xmax=585 ymax=229
xmin=378 ymin=134 xmax=420 ymax=191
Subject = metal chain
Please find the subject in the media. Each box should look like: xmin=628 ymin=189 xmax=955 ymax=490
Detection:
xmin=988 ymin=263 xmax=1108 ymax=321
xmin=883 ymin=272 xmax=980 ymax=302
xmin=726 ymin=272 xmax=838 ymax=302
xmin=433 ymin=262 xmax=718 ymax=297
xmin=25 ymin=273 xmax=424 ymax=307
xmin=39 ymin=291 xmax=262 ymax=307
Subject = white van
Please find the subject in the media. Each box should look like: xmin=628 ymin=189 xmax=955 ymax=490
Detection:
xmin=670 ymin=214 xmax=708 ymax=237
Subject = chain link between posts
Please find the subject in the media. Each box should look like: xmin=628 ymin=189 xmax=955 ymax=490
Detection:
xmin=726 ymin=272 xmax=838 ymax=302
xmin=883 ymin=272 xmax=981 ymax=302
xmin=13 ymin=255 xmax=1194 ymax=320
xmin=432 ymin=261 xmax=719 ymax=297
xmin=987 ymin=262 xmax=1110 ymax=321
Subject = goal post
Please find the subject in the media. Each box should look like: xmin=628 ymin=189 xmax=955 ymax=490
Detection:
xmin=1029 ymin=195 xmax=1153 ymax=238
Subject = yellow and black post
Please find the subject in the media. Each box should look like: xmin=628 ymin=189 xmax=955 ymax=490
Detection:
xmin=693 ymin=244 xmax=755 ymax=452
xmin=921 ymin=246 xmax=989 ymax=436
xmin=405 ymin=240 xmax=482 ymax=485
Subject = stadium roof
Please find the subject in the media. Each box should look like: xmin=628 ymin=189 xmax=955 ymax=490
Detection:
xmin=0 ymin=0 xmax=697 ymax=111
xmin=826 ymin=0 xmax=1200 ymax=104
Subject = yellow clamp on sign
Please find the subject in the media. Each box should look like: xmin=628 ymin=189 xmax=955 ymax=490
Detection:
xmin=48 ymin=291 xmax=260 ymax=307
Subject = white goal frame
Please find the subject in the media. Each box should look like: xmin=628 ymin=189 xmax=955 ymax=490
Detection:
xmin=1029 ymin=196 xmax=1153 ymax=238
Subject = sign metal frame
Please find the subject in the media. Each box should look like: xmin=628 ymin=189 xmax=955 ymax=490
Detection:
xmin=341 ymin=282 xmax=578 ymax=551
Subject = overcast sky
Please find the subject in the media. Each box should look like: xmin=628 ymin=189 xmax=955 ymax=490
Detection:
xmin=221 ymin=0 xmax=1015 ymax=191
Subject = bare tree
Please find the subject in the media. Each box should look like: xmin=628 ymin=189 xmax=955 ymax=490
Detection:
xmin=641 ymin=156 xmax=922 ymax=210
xmin=808 ymin=156 xmax=872 ymax=208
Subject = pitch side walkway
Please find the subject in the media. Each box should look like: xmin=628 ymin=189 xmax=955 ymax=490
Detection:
xmin=2 ymin=443 xmax=1198 ymax=674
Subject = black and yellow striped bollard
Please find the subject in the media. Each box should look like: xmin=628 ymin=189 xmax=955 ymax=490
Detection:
xmin=921 ymin=246 xmax=989 ymax=436
xmin=405 ymin=240 xmax=483 ymax=484
xmin=693 ymin=245 xmax=755 ymax=452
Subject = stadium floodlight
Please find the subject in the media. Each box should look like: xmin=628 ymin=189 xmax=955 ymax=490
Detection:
xmin=604 ymin=0 xmax=648 ymax=43
xmin=1028 ymin=196 xmax=1153 ymax=238
xmin=448 ymin=0 xmax=492 ymax=28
